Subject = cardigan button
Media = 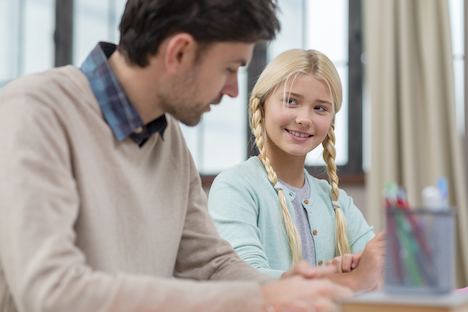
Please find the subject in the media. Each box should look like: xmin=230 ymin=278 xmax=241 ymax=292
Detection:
xmin=318 ymin=260 xmax=323 ymax=266
xmin=313 ymin=230 xmax=318 ymax=235
xmin=304 ymin=199 xmax=309 ymax=204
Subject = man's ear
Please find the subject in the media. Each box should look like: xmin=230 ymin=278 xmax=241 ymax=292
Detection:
xmin=164 ymin=33 xmax=196 ymax=75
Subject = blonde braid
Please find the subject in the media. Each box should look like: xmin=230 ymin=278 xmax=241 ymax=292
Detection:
xmin=250 ymin=97 xmax=302 ymax=266
xmin=322 ymin=125 xmax=351 ymax=255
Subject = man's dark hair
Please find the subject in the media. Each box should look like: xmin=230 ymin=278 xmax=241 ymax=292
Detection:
xmin=117 ymin=0 xmax=280 ymax=67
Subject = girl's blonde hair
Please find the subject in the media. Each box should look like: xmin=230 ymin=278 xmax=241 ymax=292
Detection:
xmin=249 ymin=49 xmax=350 ymax=266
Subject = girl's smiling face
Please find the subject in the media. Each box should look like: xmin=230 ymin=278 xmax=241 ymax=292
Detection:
xmin=263 ymin=73 xmax=334 ymax=159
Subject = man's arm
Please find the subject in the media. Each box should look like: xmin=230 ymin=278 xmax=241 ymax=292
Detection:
xmin=0 ymin=86 xmax=266 ymax=312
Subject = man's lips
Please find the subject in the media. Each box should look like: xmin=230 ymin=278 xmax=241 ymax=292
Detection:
xmin=210 ymin=95 xmax=223 ymax=105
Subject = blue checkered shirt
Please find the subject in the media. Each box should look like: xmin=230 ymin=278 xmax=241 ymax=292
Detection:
xmin=80 ymin=42 xmax=166 ymax=147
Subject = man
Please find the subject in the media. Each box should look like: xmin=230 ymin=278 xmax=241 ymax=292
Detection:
xmin=0 ymin=0 xmax=352 ymax=311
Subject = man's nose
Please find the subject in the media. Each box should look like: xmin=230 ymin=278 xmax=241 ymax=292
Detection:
xmin=221 ymin=73 xmax=239 ymax=98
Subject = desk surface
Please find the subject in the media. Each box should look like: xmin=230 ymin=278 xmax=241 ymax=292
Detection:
xmin=340 ymin=291 xmax=468 ymax=312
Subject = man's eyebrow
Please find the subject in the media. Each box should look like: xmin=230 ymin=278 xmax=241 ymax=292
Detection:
xmin=232 ymin=59 xmax=248 ymax=67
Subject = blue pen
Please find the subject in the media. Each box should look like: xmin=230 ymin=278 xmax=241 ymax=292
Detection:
xmin=436 ymin=176 xmax=449 ymax=210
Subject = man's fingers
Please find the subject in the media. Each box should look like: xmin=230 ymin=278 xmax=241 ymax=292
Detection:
xmin=307 ymin=265 xmax=335 ymax=278
xmin=282 ymin=261 xmax=335 ymax=279
xmin=331 ymin=257 xmax=343 ymax=273
xmin=341 ymin=254 xmax=353 ymax=272
xmin=352 ymin=250 xmax=363 ymax=269
xmin=281 ymin=260 xmax=311 ymax=278
xmin=314 ymin=279 xmax=354 ymax=301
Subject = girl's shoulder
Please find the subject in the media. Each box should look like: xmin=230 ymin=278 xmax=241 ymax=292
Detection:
xmin=209 ymin=157 xmax=275 ymax=206
xmin=304 ymin=170 xmax=353 ymax=208
xmin=212 ymin=157 xmax=269 ymax=188
xmin=304 ymin=171 xmax=332 ymax=193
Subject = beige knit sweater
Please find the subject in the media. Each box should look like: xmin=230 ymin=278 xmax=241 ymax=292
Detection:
xmin=0 ymin=66 xmax=272 ymax=312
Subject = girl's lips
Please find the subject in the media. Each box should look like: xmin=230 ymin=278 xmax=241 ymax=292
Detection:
xmin=285 ymin=129 xmax=312 ymax=141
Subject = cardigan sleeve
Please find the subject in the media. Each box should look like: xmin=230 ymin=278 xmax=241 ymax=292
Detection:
xmin=338 ymin=189 xmax=375 ymax=253
xmin=208 ymin=170 xmax=286 ymax=278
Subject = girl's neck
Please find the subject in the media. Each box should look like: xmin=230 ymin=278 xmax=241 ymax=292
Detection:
xmin=260 ymin=144 xmax=306 ymax=188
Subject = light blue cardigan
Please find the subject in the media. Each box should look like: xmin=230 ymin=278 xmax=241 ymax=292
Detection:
xmin=208 ymin=157 xmax=375 ymax=278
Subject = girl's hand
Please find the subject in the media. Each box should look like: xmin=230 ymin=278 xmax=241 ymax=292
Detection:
xmin=325 ymin=250 xmax=363 ymax=273
xmin=349 ymin=230 xmax=386 ymax=292
xmin=322 ymin=230 xmax=386 ymax=293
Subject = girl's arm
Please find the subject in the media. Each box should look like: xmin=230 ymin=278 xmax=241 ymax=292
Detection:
xmin=208 ymin=171 xmax=286 ymax=278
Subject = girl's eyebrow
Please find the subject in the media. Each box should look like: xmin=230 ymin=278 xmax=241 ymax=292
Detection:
xmin=286 ymin=92 xmax=304 ymax=99
xmin=286 ymin=92 xmax=332 ymax=105
xmin=317 ymin=99 xmax=332 ymax=105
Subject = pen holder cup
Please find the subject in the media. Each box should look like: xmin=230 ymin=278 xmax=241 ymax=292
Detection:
xmin=384 ymin=208 xmax=455 ymax=295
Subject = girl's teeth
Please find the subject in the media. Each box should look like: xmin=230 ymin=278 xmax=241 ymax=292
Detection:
xmin=288 ymin=130 xmax=310 ymax=138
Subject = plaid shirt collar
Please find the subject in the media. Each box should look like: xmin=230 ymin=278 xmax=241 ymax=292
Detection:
xmin=80 ymin=42 xmax=166 ymax=147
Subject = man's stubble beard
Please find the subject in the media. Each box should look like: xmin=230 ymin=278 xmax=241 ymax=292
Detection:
xmin=158 ymin=68 xmax=204 ymax=127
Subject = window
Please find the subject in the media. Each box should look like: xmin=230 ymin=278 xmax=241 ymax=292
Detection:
xmin=184 ymin=0 xmax=364 ymax=181
xmin=448 ymin=0 xmax=464 ymax=135
xmin=0 ymin=0 xmax=55 ymax=90
xmin=73 ymin=0 xmax=127 ymax=66
xmin=264 ymin=0 xmax=359 ymax=174
xmin=3 ymin=0 xmax=463 ymax=184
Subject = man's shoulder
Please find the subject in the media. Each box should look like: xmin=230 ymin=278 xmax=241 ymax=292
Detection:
xmin=1 ymin=66 xmax=89 ymax=105
xmin=3 ymin=65 xmax=82 ymax=91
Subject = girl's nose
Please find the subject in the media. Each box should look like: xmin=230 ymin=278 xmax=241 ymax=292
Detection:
xmin=295 ymin=114 xmax=312 ymax=126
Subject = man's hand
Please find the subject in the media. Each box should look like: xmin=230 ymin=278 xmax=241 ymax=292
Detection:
xmin=261 ymin=276 xmax=353 ymax=312
xmin=325 ymin=251 xmax=363 ymax=273
xmin=281 ymin=260 xmax=335 ymax=279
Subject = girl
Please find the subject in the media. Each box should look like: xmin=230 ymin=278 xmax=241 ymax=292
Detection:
xmin=208 ymin=49 xmax=384 ymax=293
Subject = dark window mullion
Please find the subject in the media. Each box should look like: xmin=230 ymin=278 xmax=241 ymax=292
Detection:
xmin=306 ymin=0 xmax=363 ymax=180
xmin=54 ymin=0 xmax=74 ymax=67
xmin=340 ymin=0 xmax=363 ymax=174
xmin=246 ymin=42 xmax=267 ymax=159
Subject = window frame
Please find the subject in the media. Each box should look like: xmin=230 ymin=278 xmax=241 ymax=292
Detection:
xmin=55 ymin=0 xmax=74 ymax=66
xmin=246 ymin=0 xmax=364 ymax=185
xmin=52 ymin=0 xmax=364 ymax=185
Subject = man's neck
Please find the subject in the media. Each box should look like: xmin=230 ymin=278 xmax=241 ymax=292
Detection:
xmin=108 ymin=51 xmax=165 ymax=124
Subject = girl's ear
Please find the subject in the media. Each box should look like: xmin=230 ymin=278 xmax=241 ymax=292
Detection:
xmin=163 ymin=33 xmax=196 ymax=75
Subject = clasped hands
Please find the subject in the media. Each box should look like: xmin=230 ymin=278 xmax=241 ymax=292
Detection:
xmin=261 ymin=230 xmax=386 ymax=312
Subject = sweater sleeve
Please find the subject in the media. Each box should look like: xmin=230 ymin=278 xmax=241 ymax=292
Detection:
xmin=0 ymin=80 xmax=271 ymax=312
xmin=172 ymin=148 xmax=275 ymax=284
xmin=208 ymin=170 xmax=286 ymax=279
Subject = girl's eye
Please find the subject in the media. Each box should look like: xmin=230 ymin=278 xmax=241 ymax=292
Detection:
xmin=282 ymin=98 xmax=297 ymax=105
xmin=315 ymin=106 xmax=327 ymax=111
xmin=227 ymin=68 xmax=236 ymax=74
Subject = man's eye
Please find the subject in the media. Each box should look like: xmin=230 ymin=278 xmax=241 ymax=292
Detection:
xmin=227 ymin=68 xmax=236 ymax=74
